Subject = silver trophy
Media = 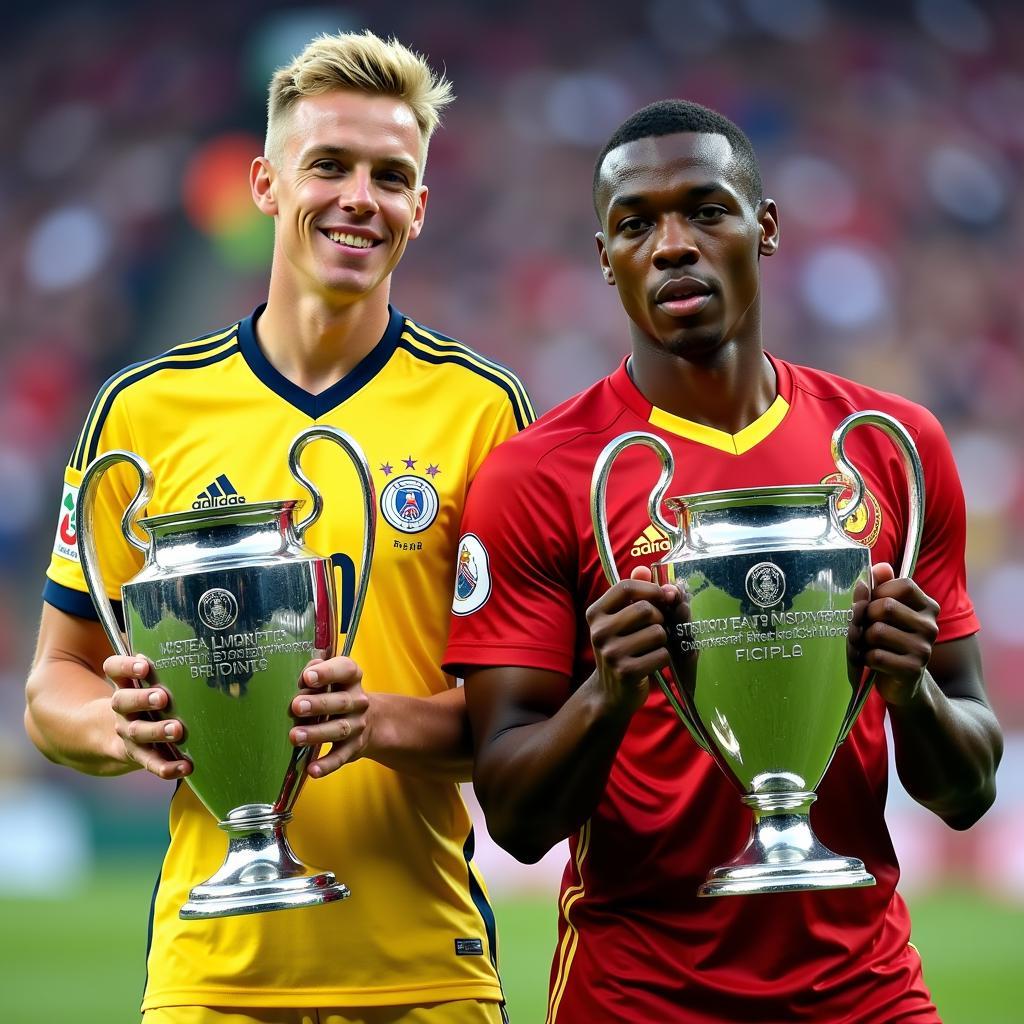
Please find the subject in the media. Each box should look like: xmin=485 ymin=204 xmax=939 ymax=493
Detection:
xmin=591 ymin=411 xmax=924 ymax=896
xmin=76 ymin=426 xmax=375 ymax=919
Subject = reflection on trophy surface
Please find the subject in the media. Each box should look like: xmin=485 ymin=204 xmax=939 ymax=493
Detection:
xmin=591 ymin=410 xmax=924 ymax=896
xmin=76 ymin=426 xmax=375 ymax=919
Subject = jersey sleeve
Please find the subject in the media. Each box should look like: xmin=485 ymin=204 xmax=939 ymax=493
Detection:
xmin=910 ymin=408 xmax=979 ymax=642
xmin=465 ymin=373 xmax=536 ymax=483
xmin=444 ymin=442 xmax=579 ymax=676
xmin=44 ymin=384 xmax=146 ymax=619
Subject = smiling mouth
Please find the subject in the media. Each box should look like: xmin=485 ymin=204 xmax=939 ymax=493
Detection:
xmin=321 ymin=229 xmax=380 ymax=250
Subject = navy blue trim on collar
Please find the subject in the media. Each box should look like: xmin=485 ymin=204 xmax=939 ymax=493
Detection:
xmin=238 ymin=303 xmax=404 ymax=419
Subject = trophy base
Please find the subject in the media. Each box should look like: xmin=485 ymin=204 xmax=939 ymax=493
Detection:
xmin=699 ymin=792 xmax=876 ymax=897
xmin=180 ymin=804 xmax=350 ymax=920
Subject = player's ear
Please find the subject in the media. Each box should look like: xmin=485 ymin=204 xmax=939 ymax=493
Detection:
xmin=407 ymin=185 xmax=428 ymax=241
xmin=251 ymin=156 xmax=277 ymax=216
xmin=596 ymin=232 xmax=615 ymax=286
xmin=758 ymin=199 xmax=779 ymax=257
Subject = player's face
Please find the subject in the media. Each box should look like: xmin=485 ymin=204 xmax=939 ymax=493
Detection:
xmin=596 ymin=132 xmax=778 ymax=360
xmin=252 ymin=90 xmax=427 ymax=301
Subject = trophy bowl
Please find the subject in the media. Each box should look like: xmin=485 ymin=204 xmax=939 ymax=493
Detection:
xmin=590 ymin=411 xmax=924 ymax=896
xmin=76 ymin=426 xmax=375 ymax=918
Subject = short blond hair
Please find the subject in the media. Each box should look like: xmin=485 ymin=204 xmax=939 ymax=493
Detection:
xmin=266 ymin=30 xmax=454 ymax=168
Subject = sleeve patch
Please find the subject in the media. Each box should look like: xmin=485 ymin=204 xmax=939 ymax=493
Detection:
xmin=452 ymin=533 xmax=491 ymax=616
xmin=52 ymin=481 xmax=80 ymax=562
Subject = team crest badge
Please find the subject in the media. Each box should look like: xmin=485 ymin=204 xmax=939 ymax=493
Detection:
xmin=452 ymin=534 xmax=491 ymax=615
xmin=380 ymin=475 xmax=440 ymax=534
xmin=821 ymin=471 xmax=882 ymax=548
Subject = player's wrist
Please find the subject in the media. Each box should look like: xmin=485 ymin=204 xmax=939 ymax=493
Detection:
xmin=358 ymin=691 xmax=393 ymax=761
xmin=885 ymin=669 xmax=936 ymax=719
xmin=584 ymin=671 xmax=646 ymax=724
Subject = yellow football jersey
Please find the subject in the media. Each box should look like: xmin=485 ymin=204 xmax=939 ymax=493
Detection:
xmin=45 ymin=305 xmax=534 ymax=1010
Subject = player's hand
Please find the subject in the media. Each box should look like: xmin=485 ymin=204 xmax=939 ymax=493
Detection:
xmin=105 ymin=654 xmax=192 ymax=780
xmin=586 ymin=566 xmax=680 ymax=714
xmin=848 ymin=562 xmax=939 ymax=708
xmin=289 ymin=656 xmax=370 ymax=778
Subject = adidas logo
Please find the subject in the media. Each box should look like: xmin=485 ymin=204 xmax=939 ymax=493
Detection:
xmin=631 ymin=523 xmax=671 ymax=558
xmin=193 ymin=474 xmax=246 ymax=510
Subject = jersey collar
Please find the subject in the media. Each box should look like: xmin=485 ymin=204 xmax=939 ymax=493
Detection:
xmin=608 ymin=354 xmax=793 ymax=455
xmin=238 ymin=303 xmax=405 ymax=419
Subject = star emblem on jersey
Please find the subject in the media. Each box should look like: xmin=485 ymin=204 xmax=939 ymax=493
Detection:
xmin=380 ymin=474 xmax=440 ymax=534
xmin=820 ymin=471 xmax=882 ymax=548
xmin=451 ymin=533 xmax=491 ymax=615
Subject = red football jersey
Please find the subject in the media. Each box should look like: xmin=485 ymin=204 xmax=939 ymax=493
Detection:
xmin=445 ymin=356 xmax=978 ymax=1024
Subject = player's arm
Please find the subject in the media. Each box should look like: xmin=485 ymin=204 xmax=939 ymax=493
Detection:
xmin=463 ymin=572 xmax=679 ymax=864
xmin=851 ymin=563 xmax=1002 ymax=829
xmin=286 ymin=661 xmax=473 ymax=782
xmin=24 ymin=603 xmax=191 ymax=779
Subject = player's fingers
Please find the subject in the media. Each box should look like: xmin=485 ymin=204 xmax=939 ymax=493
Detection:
xmin=300 ymin=656 xmax=361 ymax=689
xmin=598 ymin=624 xmax=670 ymax=665
xmin=111 ymin=686 xmax=170 ymax=714
xmin=590 ymin=600 xmax=669 ymax=647
xmin=104 ymin=655 xmax=151 ymax=684
xmin=116 ymin=715 xmax=184 ymax=746
xmin=870 ymin=578 xmax=939 ymax=616
xmin=863 ymin=620 xmax=934 ymax=663
xmin=863 ymin=647 xmax=928 ymax=680
xmin=123 ymin=740 xmax=192 ymax=780
xmin=617 ymin=649 xmax=671 ymax=683
xmin=587 ymin=579 xmax=674 ymax=621
xmin=290 ymin=711 xmax=367 ymax=748
xmin=870 ymin=562 xmax=895 ymax=588
xmin=629 ymin=566 xmax=681 ymax=607
xmin=291 ymin=688 xmax=369 ymax=719
xmin=306 ymin=736 xmax=368 ymax=778
xmin=865 ymin=595 xmax=939 ymax=640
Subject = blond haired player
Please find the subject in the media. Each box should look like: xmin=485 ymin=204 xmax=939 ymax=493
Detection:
xmin=25 ymin=30 xmax=532 ymax=1024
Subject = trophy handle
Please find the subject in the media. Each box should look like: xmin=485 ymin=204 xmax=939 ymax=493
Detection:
xmin=289 ymin=426 xmax=376 ymax=658
xmin=76 ymin=450 xmax=154 ymax=662
xmin=831 ymin=410 xmax=926 ymax=742
xmin=590 ymin=432 xmax=710 ymax=753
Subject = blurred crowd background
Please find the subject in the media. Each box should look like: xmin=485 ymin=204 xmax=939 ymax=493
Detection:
xmin=1 ymin=0 xmax=1021 ymax=907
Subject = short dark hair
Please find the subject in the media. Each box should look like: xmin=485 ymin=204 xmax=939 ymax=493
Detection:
xmin=592 ymin=99 xmax=763 ymax=216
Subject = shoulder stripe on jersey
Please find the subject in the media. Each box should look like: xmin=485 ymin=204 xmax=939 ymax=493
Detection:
xmin=402 ymin=320 xmax=536 ymax=426
xmin=545 ymin=820 xmax=592 ymax=1024
xmin=397 ymin=338 xmax=530 ymax=432
xmin=71 ymin=325 xmax=237 ymax=470
xmin=72 ymin=331 xmax=239 ymax=471
xmin=397 ymin=336 xmax=534 ymax=432
xmin=403 ymin=320 xmax=536 ymax=425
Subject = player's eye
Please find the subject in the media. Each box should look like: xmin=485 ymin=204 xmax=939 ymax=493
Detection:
xmin=378 ymin=169 xmax=411 ymax=186
xmin=692 ymin=205 xmax=727 ymax=222
xmin=313 ymin=159 xmax=343 ymax=174
xmin=617 ymin=216 xmax=649 ymax=234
